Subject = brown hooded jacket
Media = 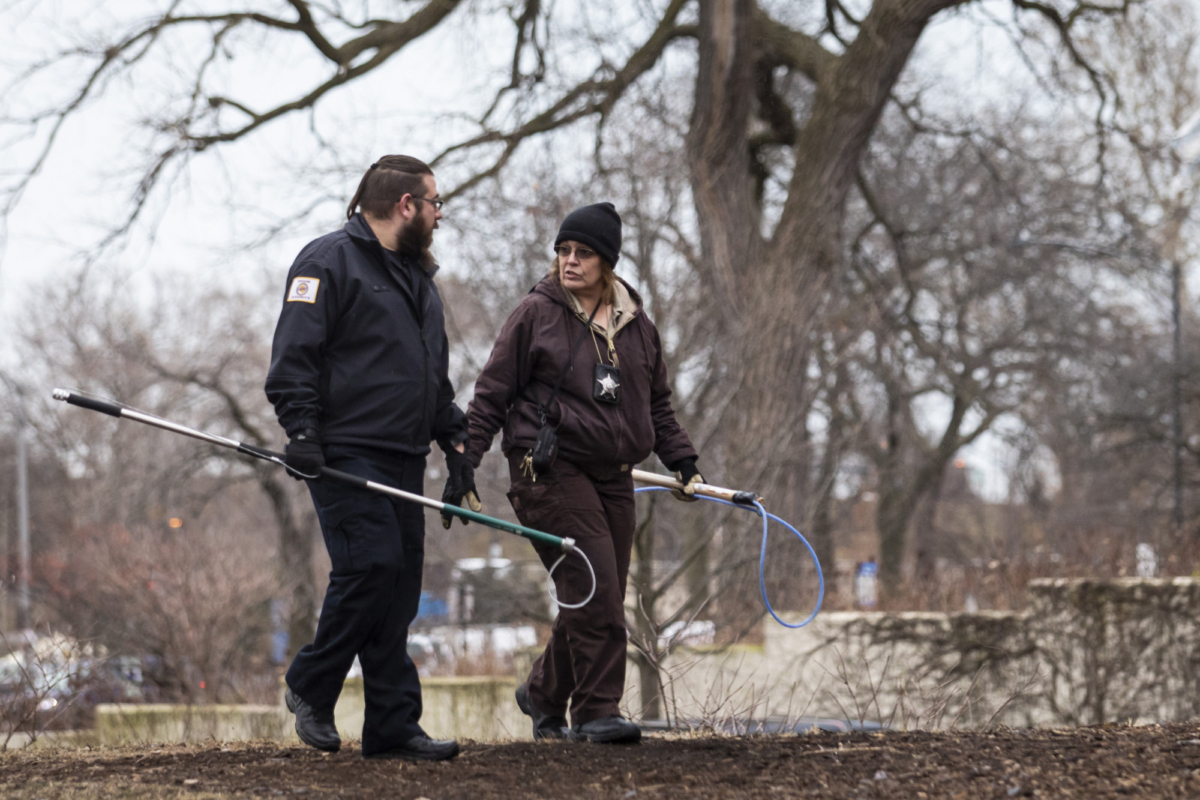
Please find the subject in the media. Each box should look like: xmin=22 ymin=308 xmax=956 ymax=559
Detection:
xmin=465 ymin=275 xmax=697 ymax=479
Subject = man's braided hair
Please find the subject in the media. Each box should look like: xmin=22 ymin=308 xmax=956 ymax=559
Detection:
xmin=346 ymin=155 xmax=432 ymax=220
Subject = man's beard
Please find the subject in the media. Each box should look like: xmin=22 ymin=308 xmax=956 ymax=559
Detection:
xmin=396 ymin=215 xmax=434 ymax=266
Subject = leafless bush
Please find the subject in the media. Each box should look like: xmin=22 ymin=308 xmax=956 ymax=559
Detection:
xmin=0 ymin=628 xmax=126 ymax=750
xmin=620 ymin=638 xmax=1045 ymax=736
xmin=47 ymin=515 xmax=280 ymax=705
xmin=843 ymin=656 xmax=1043 ymax=733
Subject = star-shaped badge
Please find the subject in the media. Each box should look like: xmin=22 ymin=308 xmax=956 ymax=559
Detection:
xmin=597 ymin=372 xmax=620 ymax=399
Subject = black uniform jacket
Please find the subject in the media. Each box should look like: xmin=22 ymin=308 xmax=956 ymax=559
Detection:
xmin=265 ymin=213 xmax=467 ymax=455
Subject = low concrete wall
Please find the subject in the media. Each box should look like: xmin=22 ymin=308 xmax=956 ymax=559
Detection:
xmin=3 ymin=730 xmax=98 ymax=750
xmin=1025 ymin=578 xmax=1200 ymax=725
xmin=90 ymin=677 xmax=530 ymax=746
xmin=422 ymin=677 xmax=527 ymax=741
xmin=325 ymin=676 xmax=528 ymax=742
xmin=95 ymin=704 xmax=286 ymax=745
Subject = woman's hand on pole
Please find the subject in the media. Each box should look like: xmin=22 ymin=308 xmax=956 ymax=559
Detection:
xmin=668 ymin=457 xmax=704 ymax=502
xmin=441 ymin=446 xmax=483 ymax=528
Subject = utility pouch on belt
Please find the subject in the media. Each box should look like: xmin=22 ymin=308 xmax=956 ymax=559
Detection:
xmin=530 ymin=424 xmax=560 ymax=475
xmin=523 ymin=301 xmax=601 ymax=481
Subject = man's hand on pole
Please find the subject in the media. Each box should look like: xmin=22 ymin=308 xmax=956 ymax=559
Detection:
xmin=285 ymin=429 xmax=324 ymax=480
xmin=442 ymin=445 xmax=483 ymax=528
xmin=668 ymin=457 xmax=704 ymax=502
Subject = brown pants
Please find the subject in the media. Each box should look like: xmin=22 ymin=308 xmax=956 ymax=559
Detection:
xmin=506 ymin=451 xmax=635 ymax=726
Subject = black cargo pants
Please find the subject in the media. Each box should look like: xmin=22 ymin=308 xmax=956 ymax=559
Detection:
xmin=286 ymin=444 xmax=427 ymax=756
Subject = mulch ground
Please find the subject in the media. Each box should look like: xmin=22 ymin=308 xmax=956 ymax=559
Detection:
xmin=6 ymin=722 xmax=1200 ymax=798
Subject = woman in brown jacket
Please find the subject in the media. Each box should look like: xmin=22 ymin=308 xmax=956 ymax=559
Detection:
xmin=459 ymin=202 xmax=703 ymax=744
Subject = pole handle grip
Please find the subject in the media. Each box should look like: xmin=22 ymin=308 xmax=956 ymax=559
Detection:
xmin=444 ymin=505 xmax=567 ymax=548
xmin=237 ymin=443 xmax=368 ymax=489
xmin=237 ymin=442 xmax=284 ymax=461
xmin=319 ymin=466 xmax=370 ymax=488
xmin=53 ymin=389 xmax=122 ymax=418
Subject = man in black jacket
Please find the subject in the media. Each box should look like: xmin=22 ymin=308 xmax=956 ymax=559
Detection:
xmin=266 ymin=155 xmax=479 ymax=761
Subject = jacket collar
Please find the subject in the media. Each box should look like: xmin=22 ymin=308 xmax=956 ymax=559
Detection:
xmin=344 ymin=213 xmax=440 ymax=277
xmin=534 ymin=274 xmax=642 ymax=335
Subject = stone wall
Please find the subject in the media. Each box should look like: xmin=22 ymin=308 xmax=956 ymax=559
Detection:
xmin=86 ymin=578 xmax=1200 ymax=745
xmin=623 ymin=578 xmax=1200 ymax=729
xmin=1025 ymin=578 xmax=1200 ymax=726
xmin=91 ymin=677 xmax=531 ymax=746
xmin=328 ymin=677 xmax=528 ymax=742
xmin=94 ymin=704 xmax=287 ymax=745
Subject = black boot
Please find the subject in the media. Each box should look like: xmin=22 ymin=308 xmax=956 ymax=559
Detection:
xmin=285 ymin=688 xmax=341 ymax=752
xmin=571 ymin=716 xmax=641 ymax=744
xmin=515 ymin=683 xmax=570 ymax=740
xmin=366 ymin=734 xmax=460 ymax=761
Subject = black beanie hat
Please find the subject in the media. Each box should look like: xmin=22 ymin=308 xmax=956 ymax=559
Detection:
xmin=554 ymin=202 xmax=622 ymax=266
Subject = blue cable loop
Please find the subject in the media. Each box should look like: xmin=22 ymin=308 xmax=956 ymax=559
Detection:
xmin=634 ymin=487 xmax=824 ymax=628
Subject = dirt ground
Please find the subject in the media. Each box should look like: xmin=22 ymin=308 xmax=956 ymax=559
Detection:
xmin=5 ymin=722 xmax=1200 ymax=799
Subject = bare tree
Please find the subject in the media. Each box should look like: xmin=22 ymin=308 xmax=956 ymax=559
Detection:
xmin=844 ymin=110 xmax=1139 ymax=591
xmin=17 ymin=270 xmax=321 ymax=666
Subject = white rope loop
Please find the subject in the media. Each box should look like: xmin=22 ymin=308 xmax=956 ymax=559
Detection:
xmin=546 ymin=548 xmax=597 ymax=610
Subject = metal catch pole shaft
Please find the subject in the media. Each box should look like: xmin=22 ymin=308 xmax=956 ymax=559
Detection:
xmin=52 ymin=389 xmax=572 ymax=551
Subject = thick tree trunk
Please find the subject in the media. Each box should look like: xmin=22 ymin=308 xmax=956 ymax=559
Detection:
xmin=809 ymin=409 xmax=843 ymax=574
xmin=683 ymin=0 xmax=971 ymax=608
xmin=875 ymin=388 xmax=969 ymax=596
xmin=687 ymin=0 xmax=760 ymax=327
xmin=687 ymin=0 xmax=818 ymax=496
xmin=877 ymin=461 xmax=950 ymax=595
xmin=876 ymin=388 xmax=908 ymax=594
xmin=631 ymin=497 xmax=662 ymax=720
xmin=686 ymin=0 xmax=955 ymax=467
xmin=877 ymin=484 xmax=919 ymax=595
xmin=913 ymin=481 xmax=944 ymax=583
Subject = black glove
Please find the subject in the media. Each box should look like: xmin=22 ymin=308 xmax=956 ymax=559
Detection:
xmin=668 ymin=457 xmax=703 ymax=502
xmin=441 ymin=447 xmax=483 ymax=529
xmin=284 ymin=430 xmax=324 ymax=480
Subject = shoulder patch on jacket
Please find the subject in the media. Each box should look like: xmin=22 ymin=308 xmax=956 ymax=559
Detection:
xmin=287 ymin=277 xmax=320 ymax=303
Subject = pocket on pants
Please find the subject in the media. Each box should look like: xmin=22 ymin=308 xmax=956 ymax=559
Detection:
xmin=312 ymin=494 xmax=357 ymax=574
xmin=313 ymin=489 xmax=400 ymax=575
xmin=507 ymin=479 xmax=561 ymax=532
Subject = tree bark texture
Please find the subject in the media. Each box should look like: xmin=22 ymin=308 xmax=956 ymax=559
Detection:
xmin=632 ymin=498 xmax=663 ymax=720
xmin=687 ymin=0 xmax=960 ymax=592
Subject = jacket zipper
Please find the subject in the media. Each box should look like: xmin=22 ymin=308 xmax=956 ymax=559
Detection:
xmin=420 ymin=275 xmax=432 ymax=438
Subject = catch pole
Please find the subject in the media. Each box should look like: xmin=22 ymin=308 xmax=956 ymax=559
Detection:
xmin=52 ymin=389 xmax=573 ymax=552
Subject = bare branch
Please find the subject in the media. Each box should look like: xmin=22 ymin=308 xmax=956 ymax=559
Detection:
xmin=3 ymin=0 xmax=463 ymax=225
xmin=432 ymin=0 xmax=694 ymax=199
xmin=754 ymin=7 xmax=838 ymax=84
xmin=283 ymin=0 xmax=343 ymax=63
